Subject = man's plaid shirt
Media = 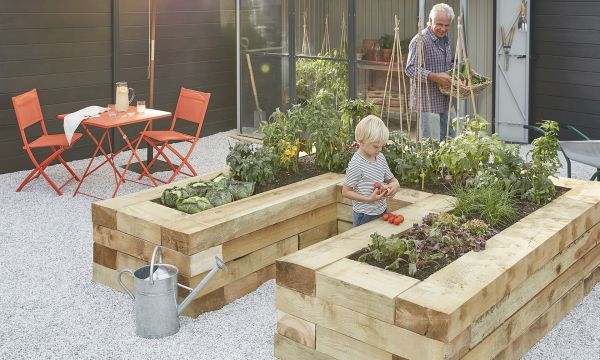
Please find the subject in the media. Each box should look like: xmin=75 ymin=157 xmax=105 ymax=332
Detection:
xmin=405 ymin=27 xmax=452 ymax=114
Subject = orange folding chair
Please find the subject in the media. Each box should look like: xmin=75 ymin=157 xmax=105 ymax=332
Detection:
xmin=12 ymin=89 xmax=82 ymax=195
xmin=138 ymin=87 xmax=210 ymax=184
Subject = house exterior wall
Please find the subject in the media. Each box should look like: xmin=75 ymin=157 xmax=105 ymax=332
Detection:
xmin=0 ymin=0 xmax=236 ymax=174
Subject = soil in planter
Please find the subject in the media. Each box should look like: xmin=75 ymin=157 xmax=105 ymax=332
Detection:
xmin=253 ymin=154 xmax=333 ymax=195
xmin=348 ymin=185 xmax=570 ymax=281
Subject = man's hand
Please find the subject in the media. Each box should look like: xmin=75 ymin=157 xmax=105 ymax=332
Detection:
xmin=429 ymin=72 xmax=453 ymax=87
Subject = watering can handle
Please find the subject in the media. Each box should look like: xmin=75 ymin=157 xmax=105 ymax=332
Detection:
xmin=117 ymin=269 xmax=135 ymax=300
xmin=149 ymin=246 xmax=163 ymax=284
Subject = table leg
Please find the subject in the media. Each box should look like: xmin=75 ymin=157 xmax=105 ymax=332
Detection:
xmin=73 ymin=128 xmax=112 ymax=197
xmin=113 ymin=123 xmax=158 ymax=198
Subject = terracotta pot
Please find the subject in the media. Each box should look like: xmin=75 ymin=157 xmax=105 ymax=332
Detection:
xmin=382 ymin=49 xmax=392 ymax=62
xmin=362 ymin=39 xmax=377 ymax=61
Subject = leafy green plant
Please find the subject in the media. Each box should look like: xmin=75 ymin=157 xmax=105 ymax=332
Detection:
xmin=305 ymin=91 xmax=353 ymax=172
xmin=516 ymin=120 xmax=560 ymax=204
xmin=339 ymin=98 xmax=379 ymax=137
xmin=296 ymin=49 xmax=348 ymax=104
xmin=226 ymin=142 xmax=278 ymax=186
xmin=450 ymin=181 xmax=519 ymax=227
xmin=437 ymin=115 xmax=492 ymax=180
xmin=378 ymin=34 xmax=394 ymax=49
xmin=383 ymin=131 xmax=439 ymax=187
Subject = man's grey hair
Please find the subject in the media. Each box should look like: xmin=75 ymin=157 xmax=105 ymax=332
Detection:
xmin=429 ymin=3 xmax=455 ymax=21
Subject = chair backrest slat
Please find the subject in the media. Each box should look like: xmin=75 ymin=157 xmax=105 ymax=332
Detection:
xmin=173 ymin=88 xmax=211 ymax=127
xmin=12 ymin=89 xmax=45 ymax=131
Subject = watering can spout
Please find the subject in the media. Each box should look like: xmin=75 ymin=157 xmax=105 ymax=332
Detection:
xmin=177 ymin=256 xmax=228 ymax=315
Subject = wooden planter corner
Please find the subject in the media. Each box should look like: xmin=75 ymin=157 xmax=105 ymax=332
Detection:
xmin=275 ymin=178 xmax=600 ymax=360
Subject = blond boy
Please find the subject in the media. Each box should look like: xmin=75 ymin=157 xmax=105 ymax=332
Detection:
xmin=342 ymin=115 xmax=400 ymax=226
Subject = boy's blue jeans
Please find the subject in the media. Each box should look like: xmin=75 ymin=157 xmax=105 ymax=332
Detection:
xmin=353 ymin=209 xmax=386 ymax=227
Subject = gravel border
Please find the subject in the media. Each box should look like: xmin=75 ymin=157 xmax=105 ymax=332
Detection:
xmin=0 ymin=134 xmax=598 ymax=359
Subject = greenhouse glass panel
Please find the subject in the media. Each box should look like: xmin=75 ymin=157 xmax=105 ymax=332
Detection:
xmin=239 ymin=0 xmax=290 ymax=134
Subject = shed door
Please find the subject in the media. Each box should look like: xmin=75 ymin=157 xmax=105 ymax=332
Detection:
xmin=530 ymin=0 xmax=600 ymax=140
xmin=495 ymin=0 xmax=530 ymax=143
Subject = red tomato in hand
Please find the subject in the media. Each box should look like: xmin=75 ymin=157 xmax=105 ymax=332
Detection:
xmin=382 ymin=213 xmax=389 ymax=221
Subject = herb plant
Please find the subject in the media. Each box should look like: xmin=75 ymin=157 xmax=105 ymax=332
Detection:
xmin=450 ymin=181 xmax=519 ymax=227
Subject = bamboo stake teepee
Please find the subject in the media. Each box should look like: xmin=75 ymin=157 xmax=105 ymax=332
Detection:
xmin=301 ymin=10 xmax=311 ymax=56
xmin=414 ymin=16 xmax=433 ymax=142
xmin=339 ymin=14 xmax=347 ymax=56
xmin=380 ymin=15 xmax=410 ymax=134
xmin=321 ymin=14 xmax=331 ymax=55
xmin=446 ymin=15 xmax=478 ymax=137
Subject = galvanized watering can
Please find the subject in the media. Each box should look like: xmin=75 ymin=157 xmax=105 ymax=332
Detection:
xmin=117 ymin=246 xmax=227 ymax=339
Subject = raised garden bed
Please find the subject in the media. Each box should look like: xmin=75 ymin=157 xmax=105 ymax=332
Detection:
xmin=91 ymin=170 xmax=412 ymax=317
xmin=274 ymin=177 xmax=600 ymax=359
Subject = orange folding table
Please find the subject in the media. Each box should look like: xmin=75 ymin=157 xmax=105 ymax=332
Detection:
xmin=60 ymin=106 xmax=171 ymax=199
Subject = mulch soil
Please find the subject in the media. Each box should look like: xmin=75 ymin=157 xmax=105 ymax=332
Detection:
xmin=253 ymin=154 xmax=334 ymax=195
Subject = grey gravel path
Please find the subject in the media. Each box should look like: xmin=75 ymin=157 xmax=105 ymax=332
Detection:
xmin=0 ymin=134 xmax=598 ymax=359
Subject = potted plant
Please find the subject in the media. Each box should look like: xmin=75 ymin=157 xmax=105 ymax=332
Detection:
xmin=379 ymin=34 xmax=394 ymax=62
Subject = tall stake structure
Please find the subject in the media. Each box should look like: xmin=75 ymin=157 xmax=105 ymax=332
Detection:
xmin=301 ymin=10 xmax=311 ymax=56
xmin=447 ymin=15 xmax=478 ymax=137
xmin=339 ymin=15 xmax=347 ymax=56
xmin=380 ymin=15 xmax=410 ymax=134
xmin=321 ymin=14 xmax=331 ymax=55
xmin=414 ymin=16 xmax=433 ymax=142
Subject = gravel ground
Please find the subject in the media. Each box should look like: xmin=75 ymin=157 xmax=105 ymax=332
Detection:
xmin=0 ymin=134 xmax=598 ymax=359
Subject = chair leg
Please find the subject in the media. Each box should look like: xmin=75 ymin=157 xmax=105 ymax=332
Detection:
xmin=52 ymin=146 xmax=80 ymax=181
xmin=18 ymin=149 xmax=65 ymax=195
xmin=164 ymin=143 xmax=197 ymax=183
xmin=16 ymin=168 xmax=41 ymax=192
xmin=136 ymin=140 xmax=174 ymax=180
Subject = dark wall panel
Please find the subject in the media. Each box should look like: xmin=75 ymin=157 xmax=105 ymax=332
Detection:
xmin=0 ymin=0 xmax=113 ymax=173
xmin=531 ymin=0 xmax=600 ymax=140
xmin=0 ymin=0 xmax=236 ymax=174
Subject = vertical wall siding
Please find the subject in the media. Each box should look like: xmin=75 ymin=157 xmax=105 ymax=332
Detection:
xmin=0 ymin=0 xmax=113 ymax=173
xmin=356 ymin=0 xmax=417 ymax=48
xmin=0 ymin=0 xmax=236 ymax=174
xmin=467 ymin=0 xmax=493 ymax=124
xmin=136 ymin=0 xmax=236 ymax=136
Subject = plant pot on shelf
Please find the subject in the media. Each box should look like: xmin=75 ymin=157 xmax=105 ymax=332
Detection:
xmin=382 ymin=49 xmax=392 ymax=62
xmin=362 ymin=39 xmax=377 ymax=61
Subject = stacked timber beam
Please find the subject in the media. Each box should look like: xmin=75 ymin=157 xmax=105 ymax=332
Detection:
xmin=93 ymin=171 xmax=343 ymax=316
xmin=91 ymin=170 xmax=413 ymax=317
xmin=275 ymin=178 xmax=600 ymax=359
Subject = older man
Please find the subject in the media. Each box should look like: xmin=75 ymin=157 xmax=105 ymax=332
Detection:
xmin=405 ymin=3 xmax=455 ymax=140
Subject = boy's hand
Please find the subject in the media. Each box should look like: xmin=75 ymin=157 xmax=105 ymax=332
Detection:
xmin=383 ymin=182 xmax=400 ymax=197
xmin=368 ymin=188 xmax=387 ymax=202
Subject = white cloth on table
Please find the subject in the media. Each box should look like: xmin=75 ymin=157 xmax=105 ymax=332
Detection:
xmin=63 ymin=106 xmax=107 ymax=145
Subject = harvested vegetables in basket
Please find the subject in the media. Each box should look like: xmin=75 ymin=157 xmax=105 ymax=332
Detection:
xmin=176 ymin=196 xmax=214 ymax=214
xmin=449 ymin=63 xmax=488 ymax=85
xmin=161 ymin=186 xmax=189 ymax=207
xmin=440 ymin=62 xmax=491 ymax=97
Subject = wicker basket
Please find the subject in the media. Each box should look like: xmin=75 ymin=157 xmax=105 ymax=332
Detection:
xmin=439 ymin=73 xmax=492 ymax=97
